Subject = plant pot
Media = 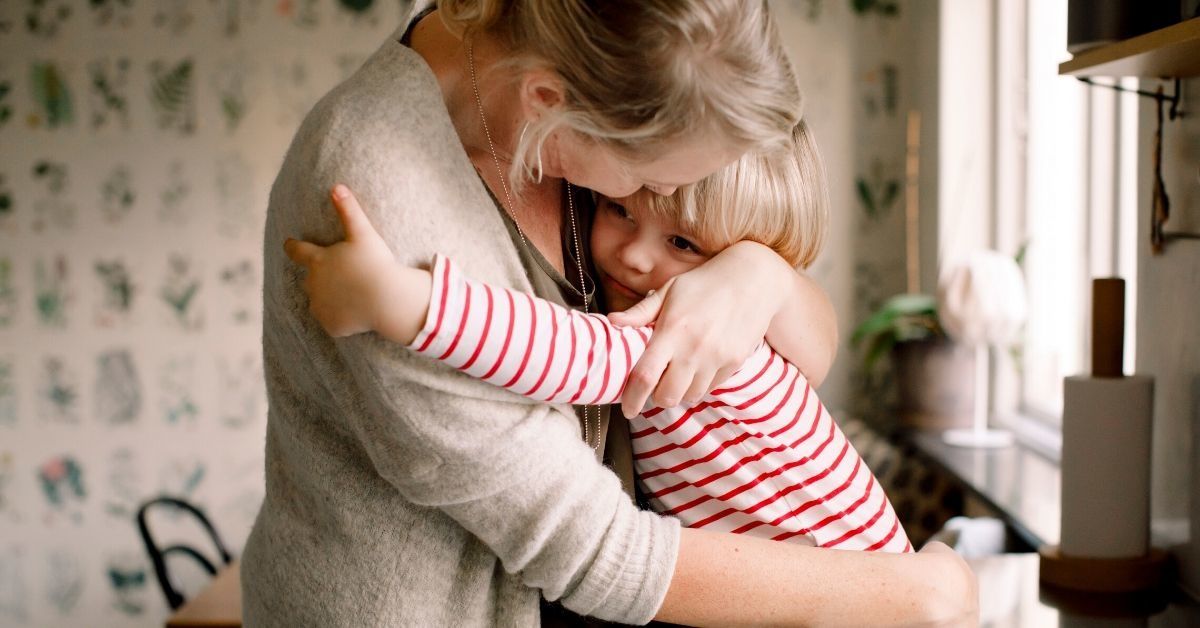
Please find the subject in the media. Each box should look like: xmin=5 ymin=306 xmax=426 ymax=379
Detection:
xmin=893 ymin=338 xmax=974 ymax=430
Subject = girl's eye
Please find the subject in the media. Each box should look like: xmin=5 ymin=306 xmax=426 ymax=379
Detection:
xmin=668 ymin=235 xmax=700 ymax=253
xmin=607 ymin=202 xmax=631 ymax=221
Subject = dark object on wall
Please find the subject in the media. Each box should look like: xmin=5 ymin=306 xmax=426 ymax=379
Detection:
xmin=136 ymin=496 xmax=234 ymax=611
xmin=1067 ymin=0 xmax=1180 ymax=54
xmin=339 ymin=0 xmax=375 ymax=12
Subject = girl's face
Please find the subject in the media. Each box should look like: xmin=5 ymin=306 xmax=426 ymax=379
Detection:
xmin=589 ymin=194 xmax=716 ymax=312
xmin=542 ymin=129 xmax=743 ymax=199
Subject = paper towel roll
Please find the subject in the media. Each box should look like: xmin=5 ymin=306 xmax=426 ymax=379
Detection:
xmin=1060 ymin=374 xmax=1154 ymax=559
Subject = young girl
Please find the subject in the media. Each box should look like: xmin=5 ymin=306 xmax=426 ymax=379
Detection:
xmin=286 ymin=122 xmax=912 ymax=553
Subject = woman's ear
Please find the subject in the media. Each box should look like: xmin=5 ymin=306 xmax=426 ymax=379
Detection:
xmin=519 ymin=69 xmax=566 ymax=119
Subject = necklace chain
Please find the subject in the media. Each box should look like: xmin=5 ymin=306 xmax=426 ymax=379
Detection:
xmin=469 ymin=41 xmax=598 ymax=451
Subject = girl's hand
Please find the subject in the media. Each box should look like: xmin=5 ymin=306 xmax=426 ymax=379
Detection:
xmin=608 ymin=240 xmax=809 ymax=418
xmin=284 ymin=184 xmax=401 ymax=338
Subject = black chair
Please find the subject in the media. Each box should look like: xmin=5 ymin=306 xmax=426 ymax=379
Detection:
xmin=135 ymin=496 xmax=234 ymax=610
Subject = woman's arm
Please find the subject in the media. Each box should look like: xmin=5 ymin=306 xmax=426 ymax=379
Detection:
xmin=608 ymin=241 xmax=838 ymax=418
xmin=288 ymin=186 xmax=977 ymax=626
xmin=662 ymin=530 xmax=978 ymax=627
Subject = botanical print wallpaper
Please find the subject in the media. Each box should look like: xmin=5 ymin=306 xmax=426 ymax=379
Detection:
xmin=773 ymin=0 xmax=915 ymax=424
xmin=0 ymin=1 xmax=914 ymax=626
xmin=0 ymin=1 xmax=398 ymax=626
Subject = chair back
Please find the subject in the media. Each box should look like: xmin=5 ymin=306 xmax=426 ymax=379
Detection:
xmin=135 ymin=496 xmax=233 ymax=610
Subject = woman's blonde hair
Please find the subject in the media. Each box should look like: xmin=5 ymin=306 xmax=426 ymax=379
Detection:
xmin=637 ymin=120 xmax=829 ymax=269
xmin=438 ymin=0 xmax=802 ymax=185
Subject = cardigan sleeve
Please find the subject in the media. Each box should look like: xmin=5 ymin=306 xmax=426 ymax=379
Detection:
xmin=264 ymin=73 xmax=679 ymax=624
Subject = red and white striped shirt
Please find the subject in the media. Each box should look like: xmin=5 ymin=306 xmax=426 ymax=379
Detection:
xmin=410 ymin=255 xmax=912 ymax=552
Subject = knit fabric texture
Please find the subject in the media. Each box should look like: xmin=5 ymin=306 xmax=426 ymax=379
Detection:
xmin=240 ymin=4 xmax=680 ymax=625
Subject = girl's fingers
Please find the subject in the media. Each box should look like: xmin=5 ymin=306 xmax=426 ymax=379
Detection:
xmin=330 ymin=184 xmax=377 ymax=243
xmin=283 ymin=238 xmax=323 ymax=266
xmin=609 ymin=280 xmax=672 ymax=327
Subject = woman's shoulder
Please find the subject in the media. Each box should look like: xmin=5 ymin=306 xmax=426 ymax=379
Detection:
xmin=303 ymin=45 xmax=449 ymax=152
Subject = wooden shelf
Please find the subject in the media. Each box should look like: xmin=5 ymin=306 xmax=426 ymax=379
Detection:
xmin=1059 ymin=17 xmax=1200 ymax=78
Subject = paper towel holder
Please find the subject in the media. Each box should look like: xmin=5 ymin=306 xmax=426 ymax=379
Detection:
xmin=1038 ymin=544 xmax=1171 ymax=593
xmin=1039 ymin=277 xmax=1171 ymax=593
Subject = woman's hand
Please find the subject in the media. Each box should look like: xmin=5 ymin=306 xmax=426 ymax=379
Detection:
xmin=284 ymin=184 xmax=406 ymax=339
xmin=608 ymin=240 xmax=827 ymax=418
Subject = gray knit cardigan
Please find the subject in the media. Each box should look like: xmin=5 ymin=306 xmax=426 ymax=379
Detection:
xmin=240 ymin=4 xmax=680 ymax=626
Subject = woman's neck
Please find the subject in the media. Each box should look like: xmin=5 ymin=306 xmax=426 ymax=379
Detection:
xmin=409 ymin=12 xmax=567 ymax=273
xmin=410 ymin=16 xmax=516 ymax=168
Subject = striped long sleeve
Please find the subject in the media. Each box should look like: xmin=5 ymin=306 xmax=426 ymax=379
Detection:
xmin=410 ymin=255 xmax=913 ymax=553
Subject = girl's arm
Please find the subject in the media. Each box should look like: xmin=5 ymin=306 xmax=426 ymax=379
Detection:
xmin=285 ymin=185 xmax=653 ymax=407
xmin=608 ymin=241 xmax=837 ymax=418
xmin=287 ymin=185 xmax=979 ymax=626
xmin=411 ymin=254 xmax=652 ymax=406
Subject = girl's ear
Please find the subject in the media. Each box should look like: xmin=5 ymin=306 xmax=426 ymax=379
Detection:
xmin=518 ymin=69 xmax=566 ymax=120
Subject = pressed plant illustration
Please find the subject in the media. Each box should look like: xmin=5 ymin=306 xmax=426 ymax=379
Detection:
xmin=29 ymin=62 xmax=73 ymax=128
xmin=34 ymin=256 xmax=70 ymax=328
xmin=34 ymin=258 xmax=69 ymax=331
xmin=25 ymin=0 xmax=73 ymax=38
xmin=0 ymin=173 xmax=13 ymax=231
xmin=158 ymin=161 xmax=191 ymax=225
xmin=37 ymin=357 xmax=78 ymax=423
xmin=0 ymin=78 xmax=13 ymax=127
xmin=856 ymin=158 xmax=901 ymax=221
xmin=0 ymin=360 xmax=15 ymax=425
xmin=212 ymin=0 xmax=264 ymax=37
xmin=159 ymin=356 xmax=198 ymax=425
xmin=218 ymin=353 xmax=261 ymax=428
xmin=87 ymin=58 xmax=131 ymax=130
xmin=105 ymin=553 xmax=148 ymax=616
xmin=211 ymin=60 xmax=251 ymax=133
xmin=32 ymin=160 xmax=75 ymax=232
xmin=152 ymin=0 xmax=193 ymax=35
xmin=99 ymin=165 xmax=135 ymax=223
xmin=89 ymin=0 xmax=135 ymax=29
xmin=94 ymin=259 xmax=135 ymax=327
xmin=159 ymin=254 xmax=202 ymax=330
xmin=276 ymin=0 xmax=319 ymax=28
xmin=218 ymin=258 xmax=257 ymax=324
xmin=148 ymin=59 xmax=195 ymax=134
xmin=44 ymin=550 xmax=84 ymax=612
xmin=95 ymin=350 xmax=140 ymax=425
xmin=0 ymin=258 xmax=15 ymax=328
xmin=38 ymin=456 xmax=86 ymax=515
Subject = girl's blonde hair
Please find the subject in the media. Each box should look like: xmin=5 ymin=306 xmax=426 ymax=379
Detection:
xmin=438 ymin=0 xmax=802 ymax=185
xmin=637 ymin=120 xmax=829 ymax=269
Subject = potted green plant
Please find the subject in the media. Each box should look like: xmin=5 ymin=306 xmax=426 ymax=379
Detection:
xmin=851 ymin=294 xmax=975 ymax=430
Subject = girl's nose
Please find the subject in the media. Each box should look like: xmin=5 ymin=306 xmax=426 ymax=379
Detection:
xmin=617 ymin=239 xmax=655 ymax=274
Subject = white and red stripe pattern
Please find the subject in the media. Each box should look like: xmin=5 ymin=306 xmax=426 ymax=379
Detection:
xmin=410 ymin=255 xmax=912 ymax=552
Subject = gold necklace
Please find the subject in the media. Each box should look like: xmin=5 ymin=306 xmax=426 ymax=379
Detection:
xmin=468 ymin=41 xmax=599 ymax=452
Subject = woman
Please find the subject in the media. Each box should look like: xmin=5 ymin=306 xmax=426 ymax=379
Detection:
xmin=242 ymin=1 xmax=977 ymax=626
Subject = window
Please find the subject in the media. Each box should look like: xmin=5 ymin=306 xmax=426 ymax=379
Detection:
xmin=991 ymin=0 xmax=1139 ymax=439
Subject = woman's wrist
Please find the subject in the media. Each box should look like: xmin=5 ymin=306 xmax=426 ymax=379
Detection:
xmin=723 ymin=240 xmax=794 ymax=313
xmin=727 ymin=240 xmax=837 ymax=386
